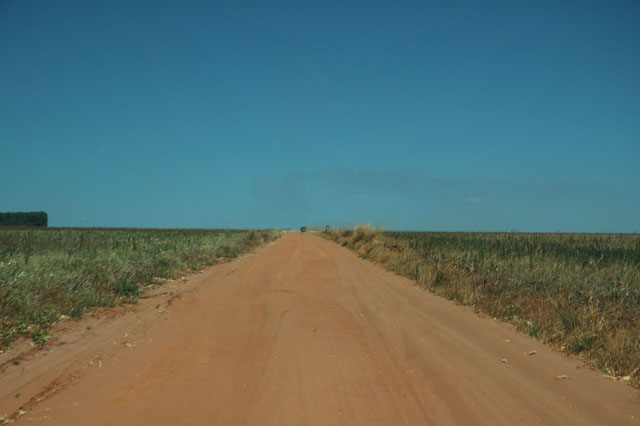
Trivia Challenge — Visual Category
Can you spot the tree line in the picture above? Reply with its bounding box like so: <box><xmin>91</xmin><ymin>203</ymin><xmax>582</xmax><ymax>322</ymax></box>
<box><xmin>0</xmin><ymin>211</ymin><xmax>48</xmax><ymax>227</ymax></box>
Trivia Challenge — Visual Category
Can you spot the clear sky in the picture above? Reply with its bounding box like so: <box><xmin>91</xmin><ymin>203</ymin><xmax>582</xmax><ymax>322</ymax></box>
<box><xmin>1</xmin><ymin>1</ymin><xmax>639</xmax><ymax>232</ymax></box>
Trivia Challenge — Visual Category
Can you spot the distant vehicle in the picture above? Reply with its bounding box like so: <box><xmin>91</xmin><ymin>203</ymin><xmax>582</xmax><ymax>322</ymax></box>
<box><xmin>300</xmin><ymin>226</ymin><xmax>307</xmax><ymax>233</ymax></box>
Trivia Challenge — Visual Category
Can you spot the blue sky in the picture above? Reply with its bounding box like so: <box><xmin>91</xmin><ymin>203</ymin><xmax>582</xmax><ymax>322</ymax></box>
<box><xmin>1</xmin><ymin>0</ymin><xmax>639</xmax><ymax>231</ymax></box>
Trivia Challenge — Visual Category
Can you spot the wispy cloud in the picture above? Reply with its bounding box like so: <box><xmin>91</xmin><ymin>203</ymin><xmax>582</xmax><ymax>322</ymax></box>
<box><xmin>97</xmin><ymin>148</ymin><xmax>107</xmax><ymax>153</ymax></box>
<box><xmin>246</xmin><ymin>167</ymin><xmax>603</xmax><ymax>230</ymax></box>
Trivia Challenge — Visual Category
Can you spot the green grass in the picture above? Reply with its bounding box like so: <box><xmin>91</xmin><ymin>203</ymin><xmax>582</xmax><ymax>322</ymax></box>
<box><xmin>320</xmin><ymin>225</ymin><xmax>640</xmax><ymax>388</ymax></box>
<box><xmin>0</xmin><ymin>228</ymin><xmax>282</xmax><ymax>350</ymax></box>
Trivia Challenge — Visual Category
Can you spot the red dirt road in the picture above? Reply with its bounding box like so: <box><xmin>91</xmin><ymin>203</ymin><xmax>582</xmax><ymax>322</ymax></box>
<box><xmin>1</xmin><ymin>233</ymin><xmax>639</xmax><ymax>425</ymax></box>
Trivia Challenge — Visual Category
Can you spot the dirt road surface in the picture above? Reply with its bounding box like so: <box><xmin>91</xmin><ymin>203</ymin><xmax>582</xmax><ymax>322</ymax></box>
<box><xmin>1</xmin><ymin>233</ymin><xmax>639</xmax><ymax>425</ymax></box>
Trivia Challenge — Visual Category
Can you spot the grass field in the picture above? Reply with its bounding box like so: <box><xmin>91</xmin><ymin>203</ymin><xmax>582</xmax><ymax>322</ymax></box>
<box><xmin>0</xmin><ymin>228</ymin><xmax>282</xmax><ymax>350</ymax></box>
<box><xmin>320</xmin><ymin>226</ymin><xmax>640</xmax><ymax>388</ymax></box>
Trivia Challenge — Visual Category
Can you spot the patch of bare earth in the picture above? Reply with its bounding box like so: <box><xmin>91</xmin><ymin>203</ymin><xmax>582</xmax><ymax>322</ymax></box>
<box><xmin>1</xmin><ymin>234</ymin><xmax>638</xmax><ymax>425</ymax></box>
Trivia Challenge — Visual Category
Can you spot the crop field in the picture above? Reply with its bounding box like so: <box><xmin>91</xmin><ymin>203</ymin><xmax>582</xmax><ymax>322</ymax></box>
<box><xmin>0</xmin><ymin>228</ymin><xmax>281</xmax><ymax>350</ymax></box>
<box><xmin>320</xmin><ymin>226</ymin><xmax>640</xmax><ymax>387</ymax></box>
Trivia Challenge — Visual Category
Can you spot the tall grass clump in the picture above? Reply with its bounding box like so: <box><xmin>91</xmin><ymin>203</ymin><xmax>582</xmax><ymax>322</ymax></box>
<box><xmin>0</xmin><ymin>228</ymin><xmax>281</xmax><ymax>350</ymax></box>
<box><xmin>319</xmin><ymin>227</ymin><xmax>640</xmax><ymax>388</ymax></box>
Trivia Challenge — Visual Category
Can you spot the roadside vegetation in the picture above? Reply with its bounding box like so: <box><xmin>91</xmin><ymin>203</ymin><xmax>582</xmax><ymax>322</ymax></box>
<box><xmin>319</xmin><ymin>225</ymin><xmax>640</xmax><ymax>388</ymax></box>
<box><xmin>0</xmin><ymin>228</ymin><xmax>281</xmax><ymax>350</ymax></box>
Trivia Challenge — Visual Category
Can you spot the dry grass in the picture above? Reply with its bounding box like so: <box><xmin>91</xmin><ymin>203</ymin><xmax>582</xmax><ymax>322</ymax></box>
<box><xmin>319</xmin><ymin>226</ymin><xmax>640</xmax><ymax>388</ymax></box>
<box><xmin>0</xmin><ymin>228</ymin><xmax>282</xmax><ymax>350</ymax></box>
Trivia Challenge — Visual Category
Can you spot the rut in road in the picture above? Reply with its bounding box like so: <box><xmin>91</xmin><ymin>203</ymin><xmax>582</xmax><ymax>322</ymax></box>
<box><xmin>4</xmin><ymin>233</ymin><xmax>640</xmax><ymax>425</ymax></box>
